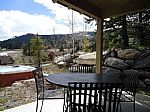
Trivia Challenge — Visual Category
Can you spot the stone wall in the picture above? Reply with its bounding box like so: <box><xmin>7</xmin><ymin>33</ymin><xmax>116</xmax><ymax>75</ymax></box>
<box><xmin>103</xmin><ymin>49</ymin><xmax>150</xmax><ymax>87</ymax></box>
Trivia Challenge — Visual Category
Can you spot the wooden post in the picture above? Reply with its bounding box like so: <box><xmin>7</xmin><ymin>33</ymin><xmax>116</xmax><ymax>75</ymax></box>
<box><xmin>96</xmin><ymin>18</ymin><xmax>103</xmax><ymax>74</ymax></box>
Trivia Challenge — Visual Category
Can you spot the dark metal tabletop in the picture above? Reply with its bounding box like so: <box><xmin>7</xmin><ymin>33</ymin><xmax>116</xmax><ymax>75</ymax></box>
<box><xmin>46</xmin><ymin>72</ymin><xmax>122</xmax><ymax>87</ymax></box>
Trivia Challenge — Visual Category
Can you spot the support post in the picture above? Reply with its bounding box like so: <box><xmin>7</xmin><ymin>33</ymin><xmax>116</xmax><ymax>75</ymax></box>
<box><xmin>96</xmin><ymin>18</ymin><xmax>103</xmax><ymax>74</ymax></box>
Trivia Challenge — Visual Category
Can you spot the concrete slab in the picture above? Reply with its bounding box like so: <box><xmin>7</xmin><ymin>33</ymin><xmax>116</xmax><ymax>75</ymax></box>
<box><xmin>2</xmin><ymin>94</ymin><xmax>150</xmax><ymax>112</ymax></box>
<box><xmin>3</xmin><ymin>99</ymin><xmax>64</xmax><ymax>112</ymax></box>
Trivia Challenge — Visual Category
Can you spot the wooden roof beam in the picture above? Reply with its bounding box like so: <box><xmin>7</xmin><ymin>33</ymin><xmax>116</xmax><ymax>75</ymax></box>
<box><xmin>102</xmin><ymin>0</ymin><xmax>150</xmax><ymax>18</ymax></box>
<box><xmin>56</xmin><ymin>0</ymin><xmax>102</xmax><ymax>18</ymax></box>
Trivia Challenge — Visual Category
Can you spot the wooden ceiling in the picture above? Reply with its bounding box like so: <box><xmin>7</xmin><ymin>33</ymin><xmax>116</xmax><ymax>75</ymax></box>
<box><xmin>53</xmin><ymin>0</ymin><xmax>150</xmax><ymax>18</ymax></box>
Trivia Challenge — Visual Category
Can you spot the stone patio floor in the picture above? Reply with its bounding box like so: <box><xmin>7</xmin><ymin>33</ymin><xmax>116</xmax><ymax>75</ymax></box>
<box><xmin>2</xmin><ymin>94</ymin><xmax>150</xmax><ymax>112</ymax></box>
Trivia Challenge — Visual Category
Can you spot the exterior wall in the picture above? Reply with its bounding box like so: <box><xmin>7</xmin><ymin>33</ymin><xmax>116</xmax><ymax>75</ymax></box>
<box><xmin>0</xmin><ymin>71</ymin><xmax>34</xmax><ymax>87</ymax></box>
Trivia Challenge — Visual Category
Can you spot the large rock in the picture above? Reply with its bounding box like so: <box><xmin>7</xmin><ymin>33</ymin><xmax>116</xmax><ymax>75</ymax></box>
<box><xmin>57</xmin><ymin>61</ymin><xmax>66</xmax><ymax>67</ymax></box>
<box><xmin>125</xmin><ymin>60</ymin><xmax>134</xmax><ymax>66</ymax></box>
<box><xmin>74</xmin><ymin>51</ymin><xmax>86</xmax><ymax>57</ymax></box>
<box><xmin>133</xmin><ymin>54</ymin><xmax>150</xmax><ymax>70</ymax></box>
<box><xmin>103</xmin><ymin>49</ymin><xmax>111</xmax><ymax>60</ymax></box>
<box><xmin>117</xmin><ymin>49</ymin><xmax>141</xmax><ymax>60</ymax></box>
<box><xmin>104</xmin><ymin>57</ymin><xmax>129</xmax><ymax>70</ymax></box>
<box><xmin>53</xmin><ymin>53</ymin><xmax>71</xmax><ymax>64</ymax></box>
<box><xmin>74</xmin><ymin>52</ymin><xmax>96</xmax><ymax>65</ymax></box>
<box><xmin>102</xmin><ymin>67</ymin><xmax>121</xmax><ymax>77</ymax></box>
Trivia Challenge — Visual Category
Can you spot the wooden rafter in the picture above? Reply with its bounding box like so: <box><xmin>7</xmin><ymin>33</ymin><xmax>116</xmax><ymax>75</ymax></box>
<box><xmin>55</xmin><ymin>0</ymin><xmax>150</xmax><ymax>18</ymax></box>
<box><xmin>56</xmin><ymin>0</ymin><xmax>102</xmax><ymax>18</ymax></box>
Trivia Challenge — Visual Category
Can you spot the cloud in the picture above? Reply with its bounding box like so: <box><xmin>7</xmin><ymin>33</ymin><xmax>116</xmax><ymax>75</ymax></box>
<box><xmin>34</xmin><ymin>0</ymin><xmax>96</xmax><ymax>32</ymax></box>
<box><xmin>0</xmin><ymin>10</ymin><xmax>70</xmax><ymax>41</ymax></box>
<box><xmin>0</xmin><ymin>0</ymin><xmax>96</xmax><ymax>41</ymax></box>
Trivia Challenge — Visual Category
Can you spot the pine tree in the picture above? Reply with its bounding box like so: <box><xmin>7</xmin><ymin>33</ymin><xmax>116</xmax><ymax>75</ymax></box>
<box><xmin>30</xmin><ymin>34</ymin><xmax>46</xmax><ymax>66</ymax></box>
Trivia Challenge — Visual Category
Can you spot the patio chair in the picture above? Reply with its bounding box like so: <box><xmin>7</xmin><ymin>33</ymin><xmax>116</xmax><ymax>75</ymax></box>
<box><xmin>64</xmin><ymin>82</ymin><xmax>123</xmax><ymax>112</ymax></box>
<box><xmin>69</xmin><ymin>65</ymin><xmax>95</xmax><ymax>73</ymax></box>
<box><xmin>119</xmin><ymin>70</ymin><xmax>142</xmax><ymax>112</ymax></box>
<box><xmin>33</xmin><ymin>67</ymin><xmax>45</xmax><ymax>112</ymax></box>
<box><xmin>33</xmin><ymin>67</ymin><xmax>65</xmax><ymax>112</ymax></box>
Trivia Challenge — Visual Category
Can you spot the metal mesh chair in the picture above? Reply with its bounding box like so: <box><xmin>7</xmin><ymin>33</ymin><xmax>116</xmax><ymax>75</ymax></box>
<box><xmin>64</xmin><ymin>82</ymin><xmax>123</xmax><ymax>112</ymax></box>
<box><xmin>69</xmin><ymin>65</ymin><xmax>95</xmax><ymax>73</ymax></box>
<box><xmin>33</xmin><ymin>67</ymin><xmax>45</xmax><ymax>112</ymax></box>
<box><xmin>119</xmin><ymin>70</ymin><xmax>142</xmax><ymax>112</ymax></box>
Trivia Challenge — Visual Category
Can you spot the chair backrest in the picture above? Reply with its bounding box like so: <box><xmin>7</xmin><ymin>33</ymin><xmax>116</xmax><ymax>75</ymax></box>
<box><xmin>33</xmin><ymin>67</ymin><xmax>45</xmax><ymax>112</ymax></box>
<box><xmin>121</xmin><ymin>70</ymin><xmax>142</xmax><ymax>96</ymax></box>
<box><xmin>67</xmin><ymin>82</ymin><xmax>123</xmax><ymax>112</ymax></box>
<box><xmin>33</xmin><ymin>67</ymin><xmax>45</xmax><ymax>99</ymax></box>
<box><xmin>69</xmin><ymin>65</ymin><xmax>95</xmax><ymax>73</ymax></box>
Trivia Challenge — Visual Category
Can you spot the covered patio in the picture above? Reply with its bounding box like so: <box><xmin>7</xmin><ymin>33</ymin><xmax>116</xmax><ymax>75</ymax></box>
<box><xmin>52</xmin><ymin>0</ymin><xmax>150</xmax><ymax>74</ymax></box>
<box><xmin>2</xmin><ymin>0</ymin><xmax>150</xmax><ymax>112</ymax></box>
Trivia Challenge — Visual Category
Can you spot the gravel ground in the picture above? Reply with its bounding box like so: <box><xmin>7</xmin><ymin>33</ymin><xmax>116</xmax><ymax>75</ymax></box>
<box><xmin>0</xmin><ymin>79</ymin><xmax>36</xmax><ymax>111</ymax></box>
<box><xmin>0</xmin><ymin>64</ymin><xmax>67</xmax><ymax>111</ymax></box>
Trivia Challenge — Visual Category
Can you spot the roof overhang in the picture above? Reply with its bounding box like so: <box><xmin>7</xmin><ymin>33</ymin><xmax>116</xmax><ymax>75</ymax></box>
<box><xmin>53</xmin><ymin>0</ymin><xmax>150</xmax><ymax>19</ymax></box>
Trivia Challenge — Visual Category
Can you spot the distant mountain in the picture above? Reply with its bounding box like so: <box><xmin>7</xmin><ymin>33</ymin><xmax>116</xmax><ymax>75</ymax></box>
<box><xmin>0</xmin><ymin>32</ymin><xmax>96</xmax><ymax>49</ymax></box>
<box><xmin>0</xmin><ymin>34</ymin><xmax>34</xmax><ymax>49</ymax></box>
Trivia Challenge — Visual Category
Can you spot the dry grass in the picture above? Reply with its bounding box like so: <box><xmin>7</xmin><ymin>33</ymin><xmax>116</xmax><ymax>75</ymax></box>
<box><xmin>0</xmin><ymin>79</ymin><xmax>36</xmax><ymax>111</ymax></box>
<box><xmin>0</xmin><ymin>63</ymin><xmax>68</xmax><ymax>111</ymax></box>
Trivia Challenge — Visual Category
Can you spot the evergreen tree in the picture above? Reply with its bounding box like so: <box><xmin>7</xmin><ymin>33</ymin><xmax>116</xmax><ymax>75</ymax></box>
<box><xmin>83</xmin><ymin>35</ymin><xmax>91</xmax><ymax>52</ymax></box>
<box><xmin>30</xmin><ymin>34</ymin><xmax>46</xmax><ymax>66</ymax></box>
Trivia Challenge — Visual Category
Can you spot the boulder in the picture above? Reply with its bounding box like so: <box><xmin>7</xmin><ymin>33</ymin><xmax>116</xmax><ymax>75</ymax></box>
<box><xmin>57</xmin><ymin>61</ymin><xmax>66</xmax><ymax>66</ymax></box>
<box><xmin>133</xmin><ymin>54</ymin><xmax>150</xmax><ymax>70</ymax></box>
<box><xmin>74</xmin><ymin>51</ymin><xmax>86</xmax><ymax>57</ymax></box>
<box><xmin>102</xmin><ymin>67</ymin><xmax>121</xmax><ymax>77</ymax></box>
<box><xmin>53</xmin><ymin>53</ymin><xmax>71</xmax><ymax>64</ymax></box>
<box><xmin>125</xmin><ymin>60</ymin><xmax>134</xmax><ymax>66</ymax></box>
<box><xmin>74</xmin><ymin>52</ymin><xmax>96</xmax><ymax>65</ymax></box>
<box><xmin>103</xmin><ymin>49</ymin><xmax>112</xmax><ymax>60</ymax></box>
<box><xmin>53</xmin><ymin>56</ymin><xmax>64</xmax><ymax>64</ymax></box>
<box><xmin>12</xmin><ymin>82</ymin><xmax>24</xmax><ymax>87</ymax></box>
<box><xmin>104</xmin><ymin>57</ymin><xmax>129</xmax><ymax>70</ymax></box>
<box><xmin>117</xmin><ymin>49</ymin><xmax>141</xmax><ymax>60</ymax></box>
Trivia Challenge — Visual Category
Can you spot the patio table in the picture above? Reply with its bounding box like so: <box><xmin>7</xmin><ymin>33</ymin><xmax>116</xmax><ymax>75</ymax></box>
<box><xmin>46</xmin><ymin>72</ymin><xmax>122</xmax><ymax>87</ymax></box>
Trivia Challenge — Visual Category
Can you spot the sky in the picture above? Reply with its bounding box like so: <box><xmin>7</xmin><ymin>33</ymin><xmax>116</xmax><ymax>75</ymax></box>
<box><xmin>0</xmin><ymin>0</ymin><xmax>96</xmax><ymax>41</ymax></box>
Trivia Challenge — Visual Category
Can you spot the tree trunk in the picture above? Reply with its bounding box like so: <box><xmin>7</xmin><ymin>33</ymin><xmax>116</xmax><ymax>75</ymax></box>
<box><xmin>122</xmin><ymin>15</ymin><xmax>129</xmax><ymax>48</ymax></box>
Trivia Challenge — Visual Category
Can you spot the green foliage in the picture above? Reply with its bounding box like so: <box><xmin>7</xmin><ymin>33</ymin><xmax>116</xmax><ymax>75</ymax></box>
<box><xmin>30</xmin><ymin>35</ymin><xmax>45</xmax><ymax>56</ymax></box>
<box><xmin>86</xmin><ymin>9</ymin><xmax>150</xmax><ymax>51</ymax></box>
<box><xmin>22</xmin><ymin>42</ymin><xmax>31</xmax><ymax>56</ymax></box>
<box><xmin>59</xmin><ymin>45</ymin><xmax>64</xmax><ymax>52</ymax></box>
<box><xmin>90</xmin><ymin>37</ymin><xmax>96</xmax><ymax>51</ymax></box>
<box><xmin>128</xmin><ymin>24</ymin><xmax>150</xmax><ymax>50</ymax></box>
<box><xmin>103</xmin><ymin>31</ymin><xmax>122</xmax><ymax>50</ymax></box>
<box><xmin>42</xmin><ymin>55</ymin><xmax>48</xmax><ymax>62</ymax></box>
<box><xmin>0</xmin><ymin>97</ymin><xmax>9</xmax><ymax>103</ymax></box>
<box><xmin>0</xmin><ymin>97</ymin><xmax>9</xmax><ymax>111</ymax></box>
<box><xmin>82</xmin><ymin>35</ymin><xmax>92</xmax><ymax>52</ymax></box>
<box><xmin>30</xmin><ymin>34</ymin><xmax>46</xmax><ymax>65</ymax></box>
<box><xmin>75</xmin><ymin>45</ymin><xmax>80</xmax><ymax>52</ymax></box>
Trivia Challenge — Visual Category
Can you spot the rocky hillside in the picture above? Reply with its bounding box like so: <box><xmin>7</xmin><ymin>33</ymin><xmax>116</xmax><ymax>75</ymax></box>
<box><xmin>0</xmin><ymin>32</ymin><xmax>96</xmax><ymax>49</ymax></box>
